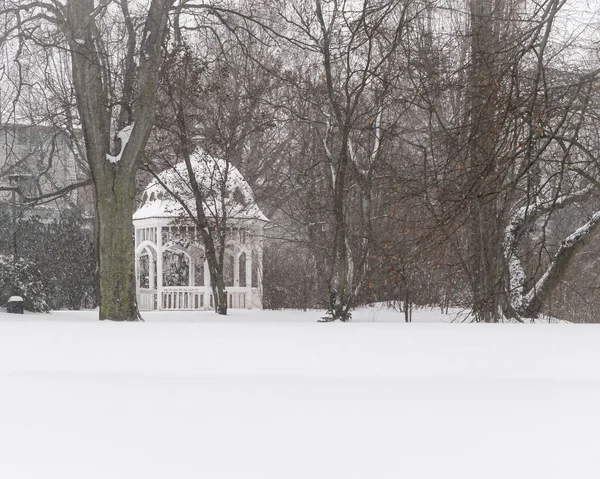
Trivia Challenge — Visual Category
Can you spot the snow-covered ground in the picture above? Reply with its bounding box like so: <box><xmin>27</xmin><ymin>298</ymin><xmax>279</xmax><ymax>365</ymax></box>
<box><xmin>0</xmin><ymin>306</ymin><xmax>598</xmax><ymax>478</ymax></box>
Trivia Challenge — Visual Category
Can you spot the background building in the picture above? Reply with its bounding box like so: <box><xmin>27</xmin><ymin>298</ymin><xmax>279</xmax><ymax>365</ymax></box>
<box><xmin>0</xmin><ymin>123</ymin><xmax>90</xmax><ymax>222</ymax></box>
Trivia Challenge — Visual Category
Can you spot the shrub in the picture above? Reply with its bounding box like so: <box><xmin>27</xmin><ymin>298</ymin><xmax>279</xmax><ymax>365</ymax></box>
<box><xmin>0</xmin><ymin>255</ymin><xmax>50</xmax><ymax>312</ymax></box>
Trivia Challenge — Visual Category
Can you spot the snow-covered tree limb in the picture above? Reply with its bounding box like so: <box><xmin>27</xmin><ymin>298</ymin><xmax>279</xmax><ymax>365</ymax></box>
<box><xmin>503</xmin><ymin>185</ymin><xmax>596</xmax><ymax>316</ymax></box>
<box><xmin>521</xmin><ymin>209</ymin><xmax>600</xmax><ymax>317</ymax></box>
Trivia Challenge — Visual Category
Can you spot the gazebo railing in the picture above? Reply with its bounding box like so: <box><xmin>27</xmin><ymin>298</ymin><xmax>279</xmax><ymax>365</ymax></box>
<box><xmin>157</xmin><ymin>286</ymin><xmax>258</xmax><ymax>311</ymax></box>
<box><xmin>161</xmin><ymin>287</ymin><xmax>205</xmax><ymax>310</ymax></box>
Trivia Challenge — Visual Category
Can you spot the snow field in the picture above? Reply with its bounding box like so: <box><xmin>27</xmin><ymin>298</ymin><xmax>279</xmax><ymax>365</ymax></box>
<box><xmin>0</xmin><ymin>308</ymin><xmax>599</xmax><ymax>478</ymax></box>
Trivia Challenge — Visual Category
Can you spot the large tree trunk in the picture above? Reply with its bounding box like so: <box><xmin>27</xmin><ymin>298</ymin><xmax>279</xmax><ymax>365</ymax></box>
<box><xmin>95</xmin><ymin>168</ymin><xmax>139</xmax><ymax>321</ymax></box>
<box><xmin>468</xmin><ymin>199</ymin><xmax>502</xmax><ymax>322</ymax></box>
<box><xmin>65</xmin><ymin>0</ymin><xmax>172</xmax><ymax>320</ymax></box>
<box><xmin>466</xmin><ymin>0</ymin><xmax>503</xmax><ymax>322</ymax></box>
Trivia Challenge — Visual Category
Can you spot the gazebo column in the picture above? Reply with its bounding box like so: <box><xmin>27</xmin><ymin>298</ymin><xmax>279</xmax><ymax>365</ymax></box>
<box><xmin>203</xmin><ymin>259</ymin><xmax>211</xmax><ymax>310</ymax></box>
<box><xmin>189</xmin><ymin>255</ymin><xmax>195</xmax><ymax>287</ymax></box>
<box><xmin>246</xmin><ymin>249</ymin><xmax>252</xmax><ymax>309</ymax></box>
<box><xmin>134</xmin><ymin>228</ymin><xmax>140</xmax><ymax>289</ymax></box>
<box><xmin>256</xmin><ymin>240</ymin><xmax>263</xmax><ymax>309</ymax></box>
<box><xmin>148</xmin><ymin>249</ymin><xmax>156</xmax><ymax>290</ymax></box>
<box><xmin>135</xmin><ymin>257</ymin><xmax>140</xmax><ymax>291</ymax></box>
<box><xmin>234</xmin><ymin>253</ymin><xmax>240</xmax><ymax>287</ymax></box>
<box><xmin>233</xmin><ymin>253</ymin><xmax>241</xmax><ymax>309</ymax></box>
<box><xmin>156</xmin><ymin>225</ymin><xmax>163</xmax><ymax>310</ymax></box>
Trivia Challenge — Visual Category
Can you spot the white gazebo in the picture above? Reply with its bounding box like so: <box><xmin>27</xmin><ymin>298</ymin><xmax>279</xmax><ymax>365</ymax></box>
<box><xmin>133</xmin><ymin>150</ymin><xmax>268</xmax><ymax>311</ymax></box>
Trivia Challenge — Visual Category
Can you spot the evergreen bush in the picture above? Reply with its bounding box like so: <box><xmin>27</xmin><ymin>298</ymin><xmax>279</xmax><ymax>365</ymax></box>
<box><xmin>0</xmin><ymin>255</ymin><xmax>50</xmax><ymax>312</ymax></box>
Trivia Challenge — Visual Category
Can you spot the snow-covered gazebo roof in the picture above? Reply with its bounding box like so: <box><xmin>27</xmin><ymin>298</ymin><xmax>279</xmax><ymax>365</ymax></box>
<box><xmin>134</xmin><ymin>150</ymin><xmax>268</xmax><ymax>222</ymax></box>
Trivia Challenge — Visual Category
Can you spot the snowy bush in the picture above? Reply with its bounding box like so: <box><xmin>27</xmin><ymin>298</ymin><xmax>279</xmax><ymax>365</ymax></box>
<box><xmin>0</xmin><ymin>212</ymin><xmax>98</xmax><ymax>311</ymax></box>
<box><xmin>17</xmin><ymin>214</ymin><xmax>98</xmax><ymax>310</ymax></box>
<box><xmin>0</xmin><ymin>255</ymin><xmax>50</xmax><ymax>312</ymax></box>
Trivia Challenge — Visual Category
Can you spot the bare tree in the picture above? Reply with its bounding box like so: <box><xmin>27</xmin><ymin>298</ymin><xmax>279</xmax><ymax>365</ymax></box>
<box><xmin>410</xmin><ymin>0</ymin><xmax>600</xmax><ymax>320</ymax></box>
<box><xmin>1</xmin><ymin>0</ymin><xmax>174</xmax><ymax>320</ymax></box>
<box><xmin>272</xmin><ymin>0</ymin><xmax>413</xmax><ymax>320</ymax></box>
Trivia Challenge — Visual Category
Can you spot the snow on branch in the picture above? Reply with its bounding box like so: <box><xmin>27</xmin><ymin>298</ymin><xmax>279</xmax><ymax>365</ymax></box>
<box><xmin>521</xmin><ymin>209</ymin><xmax>600</xmax><ymax>317</ymax></box>
<box><xmin>511</xmin><ymin>185</ymin><xmax>594</xmax><ymax>231</ymax></box>
<box><xmin>369</xmin><ymin>109</ymin><xmax>382</xmax><ymax>166</ymax></box>
<box><xmin>503</xmin><ymin>185</ymin><xmax>597</xmax><ymax>315</ymax></box>
<box><xmin>106</xmin><ymin>123</ymin><xmax>134</xmax><ymax>164</ymax></box>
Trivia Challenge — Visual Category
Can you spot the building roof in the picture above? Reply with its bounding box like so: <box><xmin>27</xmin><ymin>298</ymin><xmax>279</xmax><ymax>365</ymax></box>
<box><xmin>133</xmin><ymin>149</ymin><xmax>268</xmax><ymax>223</ymax></box>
